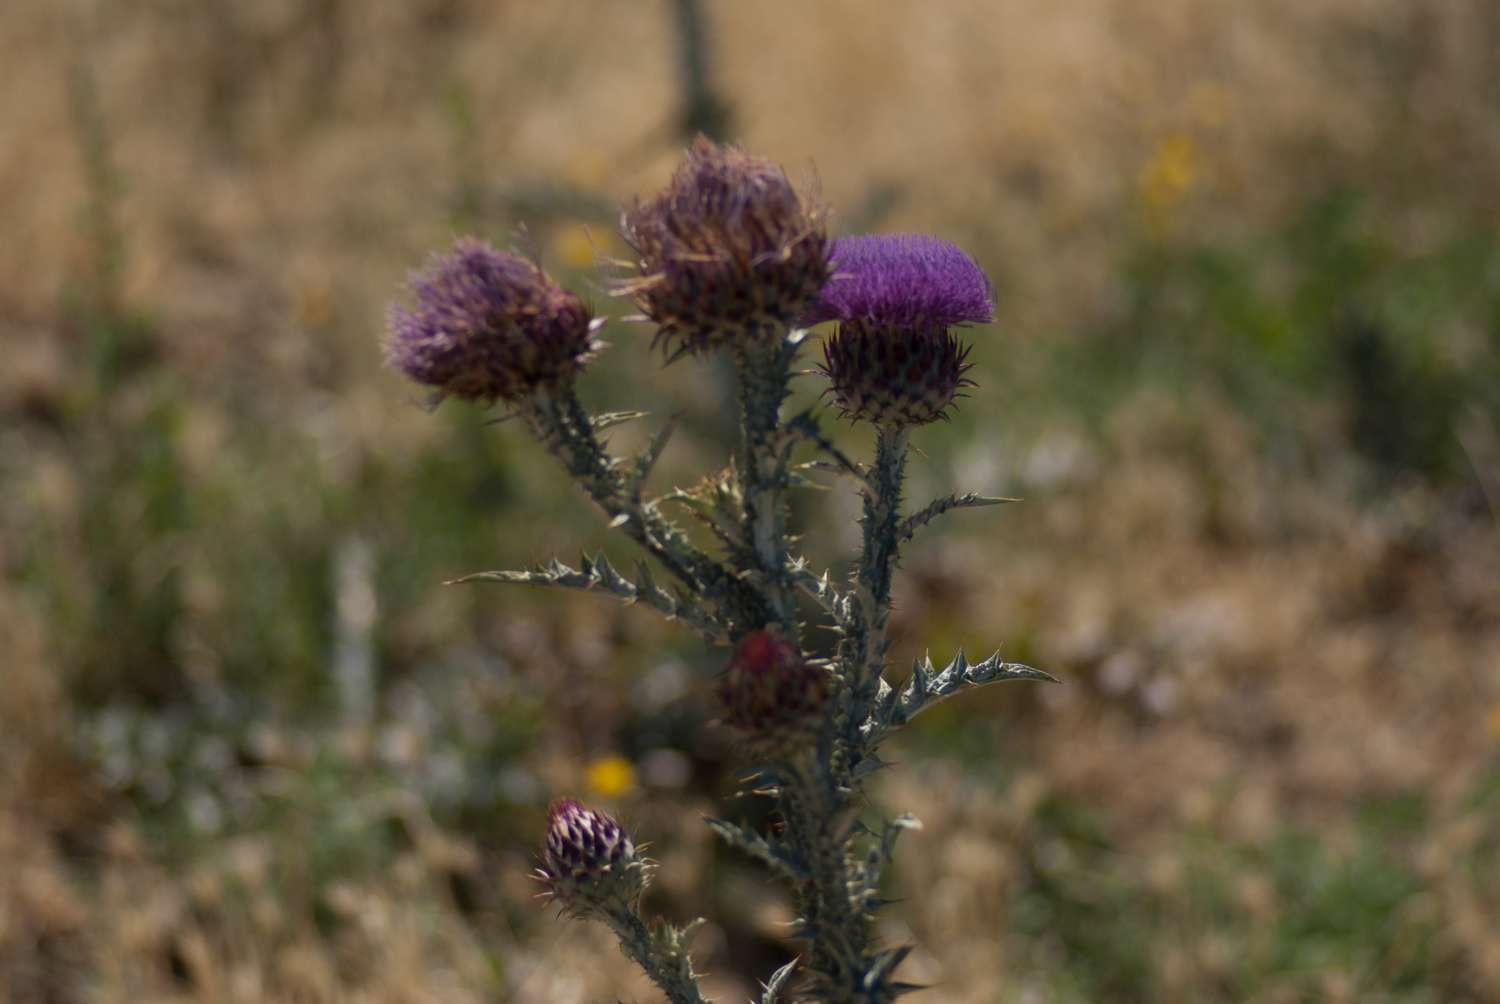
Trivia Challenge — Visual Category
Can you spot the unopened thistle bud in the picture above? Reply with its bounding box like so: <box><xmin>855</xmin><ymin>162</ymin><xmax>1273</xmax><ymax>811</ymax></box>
<box><xmin>386</xmin><ymin>238</ymin><xmax>599</xmax><ymax>404</ymax></box>
<box><xmin>538</xmin><ymin>798</ymin><xmax>646</xmax><ymax>916</ymax></box>
<box><xmin>718</xmin><ymin>631</ymin><xmax>829</xmax><ymax>754</ymax></box>
<box><xmin>808</xmin><ymin>234</ymin><xmax>994</xmax><ymax>427</ymax></box>
<box><xmin>622</xmin><ymin>137</ymin><xmax>831</xmax><ymax>358</ymax></box>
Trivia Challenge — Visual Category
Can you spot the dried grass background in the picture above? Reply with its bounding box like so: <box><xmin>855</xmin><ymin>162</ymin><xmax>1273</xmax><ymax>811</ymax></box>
<box><xmin>3</xmin><ymin>2</ymin><xmax>1499</xmax><ymax>1002</ymax></box>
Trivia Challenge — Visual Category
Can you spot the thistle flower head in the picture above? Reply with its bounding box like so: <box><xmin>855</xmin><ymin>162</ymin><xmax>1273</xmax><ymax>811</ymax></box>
<box><xmin>804</xmin><ymin>234</ymin><xmax>994</xmax><ymax>329</ymax></box>
<box><xmin>718</xmin><ymin>631</ymin><xmax>829</xmax><ymax>754</ymax></box>
<box><xmin>810</xmin><ymin>234</ymin><xmax>993</xmax><ymax>427</ymax></box>
<box><xmin>622</xmin><ymin>137</ymin><xmax>830</xmax><ymax>358</ymax></box>
<box><xmin>386</xmin><ymin>238</ymin><xmax>598</xmax><ymax>404</ymax></box>
<box><xmin>538</xmin><ymin>798</ymin><xmax>646</xmax><ymax>915</ymax></box>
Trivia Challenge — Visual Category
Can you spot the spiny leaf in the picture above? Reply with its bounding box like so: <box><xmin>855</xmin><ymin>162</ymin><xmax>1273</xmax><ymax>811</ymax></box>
<box><xmin>661</xmin><ymin>470</ymin><xmax>747</xmax><ymax>550</ymax></box>
<box><xmin>760</xmin><ymin>959</ymin><xmax>799</xmax><ymax>1003</ymax></box>
<box><xmin>591</xmin><ymin>409</ymin><xmax>651</xmax><ymax>432</ymax></box>
<box><xmin>892</xmin><ymin>658</ymin><xmax>930</xmax><ymax>727</ymax></box>
<box><xmin>634</xmin><ymin>559</ymin><xmax>658</xmax><ymax>600</ymax></box>
<box><xmin>862</xmin><ymin>649</ymin><xmax>1059</xmax><ymax>745</ymax></box>
<box><xmin>786</xmin><ymin>466</ymin><xmax>831</xmax><ymax>490</ymax></box>
<box><xmin>628</xmin><ymin>414</ymin><xmax>679</xmax><ymax>503</ymax></box>
<box><xmin>851</xmin><ymin>752</ymin><xmax>893</xmax><ymax>780</ymax></box>
<box><xmin>855</xmin><ymin>814</ymin><xmax>923</xmax><ymax>910</ymax></box>
<box><xmin>866</xmin><ymin>944</ymin><xmax>914</xmax><ymax>984</ymax></box>
<box><xmin>897</xmin><ymin>491</ymin><xmax>1019</xmax><ymax>544</ymax></box>
<box><xmin>783</xmin><ymin>409</ymin><xmax>868</xmax><ymax>483</ymax></box>
<box><xmin>791</xmin><ymin>562</ymin><xmax>848</xmax><ymax>618</ymax></box>
<box><xmin>705</xmin><ymin>818</ymin><xmax>804</xmax><ymax>879</ymax></box>
<box><xmin>449</xmin><ymin>557</ymin><xmax>724</xmax><ymax>641</ymax></box>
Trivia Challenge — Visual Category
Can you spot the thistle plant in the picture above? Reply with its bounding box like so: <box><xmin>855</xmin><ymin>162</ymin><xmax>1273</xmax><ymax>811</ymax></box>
<box><xmin>385</xmin><ymin>137</ymin><xmax>1053</xmax><ymax>1003</ymax></box>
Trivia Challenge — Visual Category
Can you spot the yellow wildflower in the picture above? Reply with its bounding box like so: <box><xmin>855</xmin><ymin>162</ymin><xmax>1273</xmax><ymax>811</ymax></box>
<box><xmin>586</xmin><ymin>754</ymin><xmax>638</xmax><ymax>798</ymax></box>
<box><xmin>1138</xmin><ymin>133</ymin><xmax>1199</xmax><ymax>214</ymax></box>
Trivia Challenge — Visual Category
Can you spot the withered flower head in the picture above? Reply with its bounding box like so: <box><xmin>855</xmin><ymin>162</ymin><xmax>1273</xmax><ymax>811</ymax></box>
<box><xmin>537</xmin><ymin>798</ymin><xmax>646</xmax><ymax>915</ymax></box>
<box><xmin>386</xmin><ymin>238</ymin><xmax>598</xmax><ymax>404</ymax></box>
<box><xmin>810</xmin><ymin>234</ymin><xmax>994</xmax><ymax>427</ymax></box>
<box><xmin>622</xmin><ymin>137</ymin><xmax>830</xmax><ymax>358</ymax></box>
<box><xmin>718</xmin><ymin>631</ymin><xmax>829</xmax><ymax>754</ymax></box>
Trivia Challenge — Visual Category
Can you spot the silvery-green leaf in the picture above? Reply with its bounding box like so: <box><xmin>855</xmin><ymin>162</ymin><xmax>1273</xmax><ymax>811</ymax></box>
<box><xmin>897</xmin><ymin>492</ymin><xmax>1019</xmax><ymax>544</ymax></box>
<box><xmin>863</xmin><ymin>649</ymin><xmax>1059</xmax><ymax>746</ymax></box>
<box><xmin>760</xmin><ymin>959</ymin><xmax>799</xmax><ymax>1003</ymax></box>
<box><xmin>705</xmin><ymin>818</ymin><xmax>804</xmax><ymax>879</ymax></box>
<box><xmin>591</xmin><ymin>410</ymin><xmax>651</xmax><ymax>432</ymax></box>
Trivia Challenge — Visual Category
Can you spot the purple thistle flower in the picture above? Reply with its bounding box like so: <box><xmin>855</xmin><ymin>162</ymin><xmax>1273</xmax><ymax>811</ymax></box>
<box><xmin>622</xmin><ymin>137</ymin><xmax>831</xmax><ymax>358</ymax></box>
<box><xmin>538</xmin><ymin>798</ymin><xmax>646</xmax><ymax>915</ymax></box>
<box><xmin>809</xmin><ymin>234</ymin><xmax>993</xmax><ymax>427</ymax></box>
<box><xmin>804</xmin><ymin>234</ymin><xmax>994</xmax><ymax>329</ymax></box>
<box><xmin>385</xmin><ymin>238</ymin><xmax>598</xmax><ymax>404</ymax></box>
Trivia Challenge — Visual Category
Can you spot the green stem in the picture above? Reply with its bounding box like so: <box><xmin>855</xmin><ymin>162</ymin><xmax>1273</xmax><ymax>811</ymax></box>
<box><xmin>525</xmin><ymin>387</ymin><xmax>695</xmax><ymax>587</ymax></box>
<box><xmin>781</xmin><ymin>755</ymin><xmax>864</xmax><ymax>1000</ymax></box>
<box><xmin>733</xmin><ymin>339</ymin><xmax>798</xmax><ymax>636</ymax></box>
<box><xmin>606</xmin><ymin>909</ymin><xmax>710</xmax><ymax>1004</ymax></box>
<box><xmin>858</xmin><ymin>425</ymin><xmax>910</xmax><ymax>612</ymax></box>
<box><xmin>846</xmin><ymin>424</ymin><xmax>910</xmax><ymax>738</ymax></box>
<box><xmin>524</xmin><ymin>385</ymin><xmax>771</xmax><ymax>629</ymax></box>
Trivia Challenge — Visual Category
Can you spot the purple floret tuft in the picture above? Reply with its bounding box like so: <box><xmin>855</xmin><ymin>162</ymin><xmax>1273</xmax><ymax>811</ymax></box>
<box><xmin>622</xmin><ymin>137</ymin><xmax>830</xmax><ymax>356</ymax></box>
<box><xmin>803</xmin><ymin>233</ymin><xmax>994</xmax><ymax>329</ymax></box>
<box><xmin>385</xmin><ymin>238</ymin><xmax>595</xmax><ymax>404</ymax></box>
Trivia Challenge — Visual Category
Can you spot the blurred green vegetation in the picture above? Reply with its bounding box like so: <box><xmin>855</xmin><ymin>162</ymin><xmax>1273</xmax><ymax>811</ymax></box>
<box><xmin>1008</xmin><ymin>192</ymin><xmax>1500</xmax><ymax>495</ymax></box>
<box><xmin>1005</xmin><ymin>785</ymin><xmax>1459</xmax><ymax>1003</ymax></box>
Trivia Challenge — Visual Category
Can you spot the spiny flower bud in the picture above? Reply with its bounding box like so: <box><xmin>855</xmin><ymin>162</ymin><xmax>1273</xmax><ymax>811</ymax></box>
<box><xmin>808</xmin><ymin>234</ymin><xmax>994</xmax><ymax>427</ymax></box>
<box><xmin>386</xmin><ymin>238</ymin><xmax>599</xmax><ymax>404</ymax></box>
<box><xmin>538</xmin><ymin>798</ymin><xmax>646</xmax><ymax>915</ymax></box>
<box><xmin>718</xmin><ymin>631</ymin><xmax>829</xmax><ymax>753</ymax></box>
<box><xmin>822</xmin><ymin>323</ymin><xmax>973</xmax><ymax>429</ymax></box>
<box><xmin>622</xmin><ymin>137</ymin><xmax>831</xmax><ymax>359</ymax></box>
